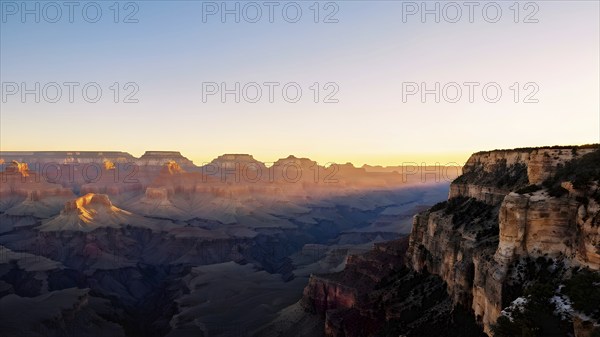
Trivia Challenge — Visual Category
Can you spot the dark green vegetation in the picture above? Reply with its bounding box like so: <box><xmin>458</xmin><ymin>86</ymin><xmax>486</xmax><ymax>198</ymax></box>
<box><xmin>376</xmin><ymin>269</ymin><xmax>486</xmax><ymax>337</ymax></box>
<box><xmin>542</xmin><ymin>149</ymin><xmax>600</xmax><ymax>200</ymax></box>
<box><xmin>430</xmin><ymin>197</ymin><xmax>499</xmax><ymax>238</ymax></box>
<box><xmin>453</xmin><ymin>160</ymin><xmax>528</xmax><ymax>190</ymax></box>
<box><xmin>563</xmin><ymin>269</ymin><xmax>600</xmax><ymax>320</ymax></box>
<box><xmin>491</xmin><ymin>282</ymin><xmax>571</xmax><ymax>337</ymax></box>
<box><xmin>493</xmin><ymin>262</ymin><xmax>600</xmax><ymax>337</ymax></box>
<box><xmin>502</xmin><ymin>257</ymin><xmax>565</xmax><ymax>305</ymax></box>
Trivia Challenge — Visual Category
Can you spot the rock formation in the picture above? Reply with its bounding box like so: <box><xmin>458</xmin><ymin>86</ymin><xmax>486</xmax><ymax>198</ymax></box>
<box><xmin>137</xmin><ymin>151</ymin><xmax>195</xmax><ymax>167</ymax></box>
<box><xmin>0</xmin><ymin>151</ymin><xmax>135</xmax><ymax>165</ymax></box>
<box><xmin>300</xmin><ymin>239</ymin><xmax>410</xmax><ymax>336</ymax></box>
<box><xmin>408</xmin><ymin>145</ymin><xmax>600</xmax><ymax>335</ymax></box>
<box><xmin>36</xmin><ymin>193</ymin><xmax>162</xmax><ymax>232</ymax></box>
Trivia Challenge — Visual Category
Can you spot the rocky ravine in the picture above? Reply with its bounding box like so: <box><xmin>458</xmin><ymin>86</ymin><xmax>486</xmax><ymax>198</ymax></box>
<box><xmin>301</xmin><ymin>145</ymin><xmax>600</xmax><ymax>337</ymax></box>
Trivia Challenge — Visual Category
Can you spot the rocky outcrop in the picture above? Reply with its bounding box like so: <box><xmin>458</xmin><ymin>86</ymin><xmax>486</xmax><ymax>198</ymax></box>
<box><xmin>210</xmin><ymin>153</ymin><xmax>262</xmax><ymax>166</ymax></box>
<box><xmin>303</xmin><ymin>276</ymin><xmax>358</xmax><ymax>314</ymax></box>
<box><xmin>137</xmin><ymin>151</ymin><xmax>195</xmax><ymax>167</ymax></box>
<box><xmin>303</xmin><ymin>239</ymin><xmax>408</xmax><ymax>312</ymax></box>
<box><xmin>406</xmin><ymin>145</ymin><xmax>600</xmax><ymax>334</ymax></box>
<box><xmin>450</xmin><ymin>146</ymin><xmax>597</xmax><ymax>203</ymax></box>
<box><xmin>407</xmin><ymin>197</ymin><xmax>499</xmax><ymax>312</ymax></box>
<box><xmin>161</xmin><ymin>160</ymin><xmax>184</xmax><ymax>175</ymax></box>
<box><xmin>65</xmin><ymin>193</ymin><xmax>113</xmax><ymax>211</ymax></box>
<box><xmin>493</xmin><ymin>191</ymin><xmax>598</xmax><ymax>268</ymax></box>
<box><xmin>4</xmin><ymin>160</ymin><xmax>29</xmax><ymax>177</ymax></box>
<box><xmin>35</xmin><ymin>193</ymin><xmax>165</xmax><ymax>232</ymax></box>
<box><xmin>449</xmin><ymin>183</ymin><xmax>508</xmax><ymax>205</ymax></box>
<box><xmin>301</xmin><ymin>239</ymin><xmax>410</xmax><ymax>336</ymax></box>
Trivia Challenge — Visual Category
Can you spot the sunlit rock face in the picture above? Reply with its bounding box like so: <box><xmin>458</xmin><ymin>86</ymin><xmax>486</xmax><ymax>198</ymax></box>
<box><xmin>495</xmin><ymin>192</ymin><xmax>590</xmax><ymax>265</ymax></box>
<box><xmin>160</xmin><ymin>161</ymin><xmax>184</xmax><ymax>175</ymax></box>
<box><xmin>36</xmin><ymin>193</ymin><xmax>156</xmax><ymax>232</ymax></box>
<box><xmin>494</xmin><ymin>187</ymin><xmax>600</xmax><ymax>267</ymax></box>
<box><xmin>4</xmin><ymin>160</ymin><xmax>29</xmax><ymax>177</ymax></box>
<box><xmin>406</xmin><ymin>145</ymin><xmax>600</xmax><ymax>334</ymax></box>
<box><xmin>64</xmin><ymin>193</ymin><xmax>113</xmax><ymax>212</ymax></box>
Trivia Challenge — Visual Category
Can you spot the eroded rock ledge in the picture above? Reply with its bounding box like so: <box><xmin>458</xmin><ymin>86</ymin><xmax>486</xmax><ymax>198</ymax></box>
<box><xmin>408</xmin><ymin>145</ymin><xmax>600</xmax><ymax>335</ymax></box>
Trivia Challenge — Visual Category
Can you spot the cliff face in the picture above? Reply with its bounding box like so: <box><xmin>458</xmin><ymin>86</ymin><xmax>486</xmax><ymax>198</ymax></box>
<box><xmin>301</xmin><ymin>236</ymin><xmax>486</xmax><ymax>337</ymax></box>
<box><xmin>495</xmin><ymin>191</ymin><xmax>599</xmax><ymax>268</ymax></box>
<box><xmin>406</xmin><ymin>145</ymin><xmax>600</xmax><ymax>334</ymax></box>
<box><xmin>303</xmin><ymin>276</ymin><xmax>358</xmax><ymax>314</ymax></box>
<box><xmin>301</xmin><ymin>239</ymin><xmax>409</xmax><ymax>337</ymax></box>
<box><xmin>449</xmin><ymin>147</ymin><xmax>595</xmax><ymax>204</ymax></box>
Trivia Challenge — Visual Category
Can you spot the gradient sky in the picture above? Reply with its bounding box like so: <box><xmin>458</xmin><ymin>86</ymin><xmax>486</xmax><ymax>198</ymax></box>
<box><xmin>1</xmin><ymin>1</ymin><xmax>598</xmax><ymax>166</ymax></box>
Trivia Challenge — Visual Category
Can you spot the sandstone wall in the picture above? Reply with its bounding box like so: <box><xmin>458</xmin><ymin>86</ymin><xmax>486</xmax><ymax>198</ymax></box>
<box><xmin>406</xmin><ymin>146</ymin><xmax>600</xmax><ymax>334</ymax></box>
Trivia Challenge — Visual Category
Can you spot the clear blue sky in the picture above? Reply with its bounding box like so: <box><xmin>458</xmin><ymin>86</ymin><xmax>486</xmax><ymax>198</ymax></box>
<box><xmin>1</xmin><ymin>1</ymin><xmax>599</xmax><ymax>165</ymax></box>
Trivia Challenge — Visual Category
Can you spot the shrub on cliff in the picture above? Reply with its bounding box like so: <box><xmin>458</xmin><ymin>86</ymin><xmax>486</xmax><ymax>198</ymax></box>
<box><xmin>441</xmin><ymin>197</ymin><xmax>498</xmax><ymax>233</ymax></box>
<box><xmin>491</xmin><ymin>282</ymin><xmax>571</xmax><ymax>337</ymax></box>
<box><xmin>544</xmin><ymin>149</ymin><xmax>600</xmax><ymax>191</ymax></box>
<box><xmin>563</xmin><ymin>270</ymin><xmax>600</xmax><ymax>319</ymax></box>
<box><xmin>453</xmin><ymin>161</ymin><xmax>528</xmax><ymax>190</ymax></box>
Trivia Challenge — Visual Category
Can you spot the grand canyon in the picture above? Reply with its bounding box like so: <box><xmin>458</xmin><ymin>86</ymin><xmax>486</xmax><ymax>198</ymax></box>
<box><xmin>2</xmin><ymin>1</ymin><xmax>598</xmax><ymax>336</ymax></box>
<box><xmin>0</xmin><ymin>146</ymin><xmax>598</xmax><ymax>337</ymax></box>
